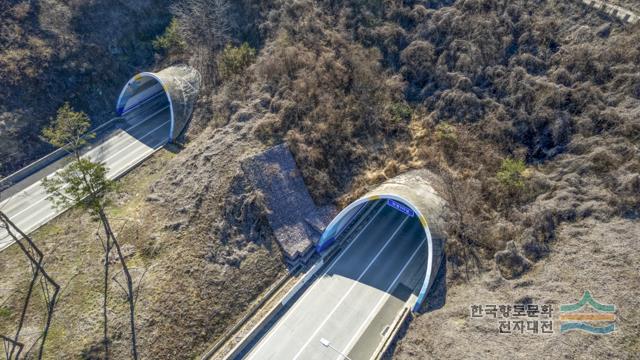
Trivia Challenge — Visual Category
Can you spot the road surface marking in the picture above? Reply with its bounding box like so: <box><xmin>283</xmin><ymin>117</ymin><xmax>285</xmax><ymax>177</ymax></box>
<box><xmin>0</xmin><ymin>134</ymin><xmax>165</xmax><ymax>246</ymax></box>
<box><xmin>0</xmin><ymin>118</ymin><xmax>170</xmax><ymax>221</ymax></box>
<box><xmin>336</xmin><ymin>237</ymin><xmax>426</xmax><ymax>360</ymax></box>
<box><xmin>245</xmin><ymin>204</ymin><xmax>387</xmax><ymax>360</ymax></box>
<box><xmin>292</xmin><ymin>216</ymin><xmax>410</xmax><ymax>360</ymax></box>
<box><xmin>0</xmin><ymin>115</ymin><xmax>170</xmax><ymax>246</ymax></box>
<box><xmin>0</xmin><ymin>105</ymin><xmax>169</xmax><ymax>208</ymax></box>
<box><xmin>0</xmin><ymin>135</ymin><xmax>167</xmax><ymax>248</ymax></box>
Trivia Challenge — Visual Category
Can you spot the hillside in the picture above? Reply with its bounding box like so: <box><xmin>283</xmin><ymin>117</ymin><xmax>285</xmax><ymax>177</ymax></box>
<box><xmin>0</xmin><ymin>0</ymin><xmax>171</xmax><ymax>176</ymax></box>
<box><xmin>1</xmin><ymin>0</ymin><xmax>639</xmax><ymax>358</ymax></box>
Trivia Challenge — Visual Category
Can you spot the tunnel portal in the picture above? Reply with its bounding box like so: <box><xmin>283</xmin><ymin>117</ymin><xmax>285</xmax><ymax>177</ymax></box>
<box><xmin>116</xmin><ymin>65</ymin><xmax>201</xmax><ymax>141</ymax></box>
<box><xmin>317</xmin><ymin>170</ymin><xmax>447</xmax><ymax>312</ymax></box>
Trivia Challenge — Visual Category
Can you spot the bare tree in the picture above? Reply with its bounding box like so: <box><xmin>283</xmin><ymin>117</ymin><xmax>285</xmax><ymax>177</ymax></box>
<box><xmin>1</xmin><ymin>335</ymin><xmax>23</xmax><ymax>360</ymax></box>
<box><xmin>0</xmin><ymin>213</ymin><xmax>60</xmax><ymax>360</ymax></box>
<box><xmin>171</xmin><ymin>0</ymin><xmax>231</xmax><ymax>85</ymax></box>
<box><xmin>440</xmin><ymin>171</ymin><xmax>483</xmax><ymax>280</ymax></box>
<box><xmin>171</xmin><ymin>0</ymin><xmax>230</xmax><ymax>49</ymax></box>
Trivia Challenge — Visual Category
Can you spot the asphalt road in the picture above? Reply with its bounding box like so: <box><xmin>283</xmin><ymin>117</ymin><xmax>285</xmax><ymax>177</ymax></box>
<box><xmin>244</xmin><ymin>203</ymin><xmax>427</xmax><ymax>360</ymax></box>
<box><xmin>0</xmin><ymin>96</ymin><xmax>171</xmax><ymax>251</ymax></box>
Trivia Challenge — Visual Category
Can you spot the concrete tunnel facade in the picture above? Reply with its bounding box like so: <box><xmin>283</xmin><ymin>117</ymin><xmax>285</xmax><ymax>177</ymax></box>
<box><xmin>317</xmin><ymin>169</ymin><xmax>448</xmax><ymax>312</ymax></box>
<box><xmin>116</xmin><ymin>65</ymin><xmax>201</xmax><ymax>141</ymax></box>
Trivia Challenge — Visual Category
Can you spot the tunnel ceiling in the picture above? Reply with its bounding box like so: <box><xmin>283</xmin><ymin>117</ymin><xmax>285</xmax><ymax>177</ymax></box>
<box><xmin>319</xmin><ymin>169</ymin><xmax>448</xmax><ymax>312</ymax></box>
<box><xmin>116</xmin><ymin>65</ymin><xmax>201</xmax><ymax>141</ymax></box>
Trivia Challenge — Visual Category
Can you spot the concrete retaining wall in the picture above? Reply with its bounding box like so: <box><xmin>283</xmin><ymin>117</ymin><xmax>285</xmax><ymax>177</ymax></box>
<box><xmin>579</xmin><ymin>0</ymin><xmax>639</xmax><ymax>23</ymax></box>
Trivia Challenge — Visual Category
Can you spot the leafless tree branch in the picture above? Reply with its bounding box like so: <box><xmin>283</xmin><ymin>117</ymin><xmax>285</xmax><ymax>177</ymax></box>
<box><xmin>0</xmin><ymin>212</ymin><xmax>60</xmax><ymax>360</ymax></box>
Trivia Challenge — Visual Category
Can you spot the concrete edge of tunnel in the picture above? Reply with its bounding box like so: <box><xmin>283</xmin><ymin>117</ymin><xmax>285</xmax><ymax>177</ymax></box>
<box><xmin>116</xmin><ymin>65</ymin><xmax>201</xmax><ymax>143</ymax></box>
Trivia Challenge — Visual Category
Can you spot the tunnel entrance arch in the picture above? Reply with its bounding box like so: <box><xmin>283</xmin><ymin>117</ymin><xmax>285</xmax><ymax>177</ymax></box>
<box><xmin>317</xmin><ymin>170</ymin><xmax>447</xmax><ymax>312</ymax></box>
<box><xmin>116</xmin><ymin>65</ymin><xmax>201</xmax><ymax>142</ymax></box>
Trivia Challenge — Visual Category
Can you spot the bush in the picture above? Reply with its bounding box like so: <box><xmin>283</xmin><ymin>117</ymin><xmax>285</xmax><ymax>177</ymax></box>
<box><xmin>497</xmin><ymin>157</ymin><xmax>527</xmax><ymax>191</ymax></box>
<box><xmin>153</xmin><ymin>19</ymin><xmax>186</xmax><ymax>53</ymax></box>
<box><xmin>435</xmin><ymin>122</ymin><xmax>458</xmax><ymax>144</ymax></box>
<box><xmin>429</xmin><ymin>89</ymin><xmax>487</xmax><ymax>123</ymax></box>
<box><xmin>389</xmin><ymin>102</ymin><xmax>412</xmax><ymax>123</ymax></box>
<box><xmin>495</xmin><ymin>241</ymin><xmax>532</xmax><ymax>279</ymax></box>
<box><xmin>400</xmin><ymin>40</ymin><xmax>435</xmax><ymax>95</ymax></box>
<box><xmin>218</xmin><ymin>43</ymin><xmax>257</xmax><ymax>80</ymax></box>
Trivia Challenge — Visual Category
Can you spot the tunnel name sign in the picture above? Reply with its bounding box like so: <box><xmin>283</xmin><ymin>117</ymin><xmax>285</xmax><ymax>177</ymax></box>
<box><xmin>385</xmin><ymin>199</ymin><xmax>415</xmax><ymax>217</ymax></box>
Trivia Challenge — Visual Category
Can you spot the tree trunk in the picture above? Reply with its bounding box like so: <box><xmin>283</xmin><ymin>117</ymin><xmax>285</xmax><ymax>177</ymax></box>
<box><xmin>100</xmin><ymin>215</ymin><xmax>112</xmax><ymax>360</ymax></box>
<box><xmin>99</xmin><ymin>209</ymin><xmax>138</xmax><ymax>360</ymax></box>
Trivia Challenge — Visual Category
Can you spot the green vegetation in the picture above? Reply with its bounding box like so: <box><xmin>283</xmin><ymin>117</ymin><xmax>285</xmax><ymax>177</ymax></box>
<box><xmin>0</xmin><ymin>0</ymin><xmax>169</xmax><ymax>176</ymax></box>
<box><xmin>389</xmin><ymin>102</ymin><xmax>413</xmax><ymax>123</ymax></box>
<box><xmin>218</xmin><ymin>43</ymin><xmax>257</xmax><ymax>80</ymax></box>
<box><xmin>42</xmin><ymin>103</ymin><xmax>114</xmax><ymax>212</ymax></box>
<box><xmin>3</xmin><ymin>0</ymin><xmax>640</xmax><ymax>358</ymax></box>
<box><xmin>153</xmin><ymin>18</ymin><xmax>185</xmax><ymax>53</ymax></box>
<box><xmin>42</xmin><ymin>159</ymin><xmax>116</xmax><ymax>213</ymax></box>
<box><xmin>435</xmin><ymin>123</ymin><xmax>458</xmax><ymax>144</ymax></box>
<box><xmin>42</xmin><ymin>102</ymin><xmax>94</xmax><ymax>154</ymax></box>
<box><xmin>496</xmin><ymin>158</ymin><xmax>527</xmax><ymax>191</ymax></box>
<box><xmin>41</xmin><ymin>104</ymin><xmax>138</xmax><ymax>359</ymax></box>
<box><xmin>0</xmin><ymin>306</ymin><xmax>12</xmax><ymax>320</ymax></box>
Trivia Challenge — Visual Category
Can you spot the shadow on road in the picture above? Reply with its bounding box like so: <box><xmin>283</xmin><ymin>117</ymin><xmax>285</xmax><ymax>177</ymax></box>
<box><xmin>321</xmin><ymin>205</ymin><xmax>436</xmax><ymax>305</ymax></box>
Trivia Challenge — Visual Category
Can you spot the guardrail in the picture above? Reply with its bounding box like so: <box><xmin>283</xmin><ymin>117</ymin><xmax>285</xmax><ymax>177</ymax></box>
<box><xmin>317</xmin><ymin>200</ymin><xmax>381</xmax><ymax>256</ymax></box>
<box><xmin>579</xmin><ymin>0</ymin><xmax>639</xmax><ymax>23</ymax></box>
<box><xmin>373</xmin><ymin>306</ymin><xmax>413</xmax><ymax>360</ymax></box>
<box><xmin>0</xmin><ymin>148</ymin><xmax>70</xmax><ymax>194</ymax></box>
<box><xmin>0</xmin><ymin>116</ymin><xmax>125</xmax><ymax>197</ymax></box>
<box><xmin>212</xmin><ymin>200</ymin><xmax>386</xmax><ymax>359</ymax></box>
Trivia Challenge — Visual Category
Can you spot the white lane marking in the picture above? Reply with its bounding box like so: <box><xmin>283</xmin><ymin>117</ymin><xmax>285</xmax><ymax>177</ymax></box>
<box><xmin>0</xmin><ymin>134</ymin><xmax>168</xmax><ymax>244</ymax></box>
<box><xmin>245</xmin><ymin>205</ymin><xmax>388</xmax><ymax>360</ymax></box>
<box><xmin>0</xmin><ymin>135</ymin><xmax>165</xmax><ymax>245</ymax></box>
<box><xmin>2</xmin><ymin>118</ymin><xmax>170</xmax><ymax>219</ymax></box>
<box><xmin>292</xmin><ymin>217</ymin><xmax>410</xmax><ymax>360</ymax></box>
<box><xmin>105</xmin><ymin>137</ymin><xmax>166</xmax><ymax>179</ymax></box>
<box><xmin>0</xmin><ymin>105</ymin><xmax>169</xmax><ymax>209</ymax></box>
<box><xmin>335</xmin><ymin>237</ymin><xmax>427</xmax><ymax>360</ymax></box>
<box><xmin>0</xmin><ymin>119</ymin><xmax>170</xmax><ymax>242</ymax></box>
<box><xmin>71</xmin><ymin>104</ymin><xmax>170</xmax><ymax>164</ymax></box>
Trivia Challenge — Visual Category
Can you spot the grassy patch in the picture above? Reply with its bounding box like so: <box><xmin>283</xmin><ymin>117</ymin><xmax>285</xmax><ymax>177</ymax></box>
<box><xmin>0</xmin><ymin>149</ymin><xmax>176</xmax><ymax>357</ymax></box>
<box><xmin>0</xmin><ymin>306</ymin><xmax>12</xmax><ymax>320</ymax></box>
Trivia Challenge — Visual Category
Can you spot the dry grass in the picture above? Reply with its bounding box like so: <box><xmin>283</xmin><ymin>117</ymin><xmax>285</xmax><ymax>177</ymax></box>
<box><xmin>0</xmin><ymin>0</ymin><xmax>171</xmax><ymax>176</ymax></box>
<box><xmin>3</xmin><ymin>0</ymin><xmax>640</xmax><ymax>358</ymax></box>
<box><xmin>0</xmin><ymin>131</ymin><xmax>286</xmax><ymax>359</ymax></box>
<box><xmin>395</xmin><ymin>217</ymin><xmax>640</xmax><ymax>359</ymax></box>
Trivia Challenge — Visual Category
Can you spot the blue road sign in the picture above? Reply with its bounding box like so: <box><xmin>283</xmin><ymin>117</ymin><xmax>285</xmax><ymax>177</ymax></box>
<box><xmin>386</xmin><ymin>199</ymin><xmax>415</xmax><ymax>217</ymax></box>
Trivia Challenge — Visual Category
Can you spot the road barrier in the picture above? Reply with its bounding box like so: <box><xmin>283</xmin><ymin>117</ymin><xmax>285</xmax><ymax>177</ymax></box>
<box><xmin>373</xmin><ymin>306</ymin><xmax>413</xmax><ymax>360</ymax></box>
<box><xmin>578</xmin><ymin>0</ymin><xmax>639</xmax><ymax>23</ymax></box>
<box><xmin>214</xmin><ymin>201</ymin><xmax>386</xmax><ymax>359</ymax></box>
<box><xmin>0</xmin><ymin>117</ymin><xmax>126</xmax><ymax>198</ymax></box>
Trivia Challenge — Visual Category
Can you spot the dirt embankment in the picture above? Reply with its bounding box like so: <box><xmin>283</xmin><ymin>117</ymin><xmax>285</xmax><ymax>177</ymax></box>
<box><xmin>0</xmin><ymin>111</ymin><xmax>286</xmax><ymax>358</ymax></box>
<box><xmin>1</xmin><ymin>0</ymin><xmax>639</xmax><ymax>358</ymax></box>
<box><xmin>395</xmin><ymin>217</ymin><xmax>640</xmax><ymax>359</ymax></box>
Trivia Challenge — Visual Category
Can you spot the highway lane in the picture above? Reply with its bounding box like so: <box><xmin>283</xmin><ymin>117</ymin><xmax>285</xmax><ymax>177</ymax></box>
<box><xmin>0</xmin><ymin>99</ymin><xmax>171</xmax><ymax>251</ymax></box>
<box><xmin>244</xmin><ymin>203</ymin><xmax>427</xmax><ymax>360</ymax></box>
